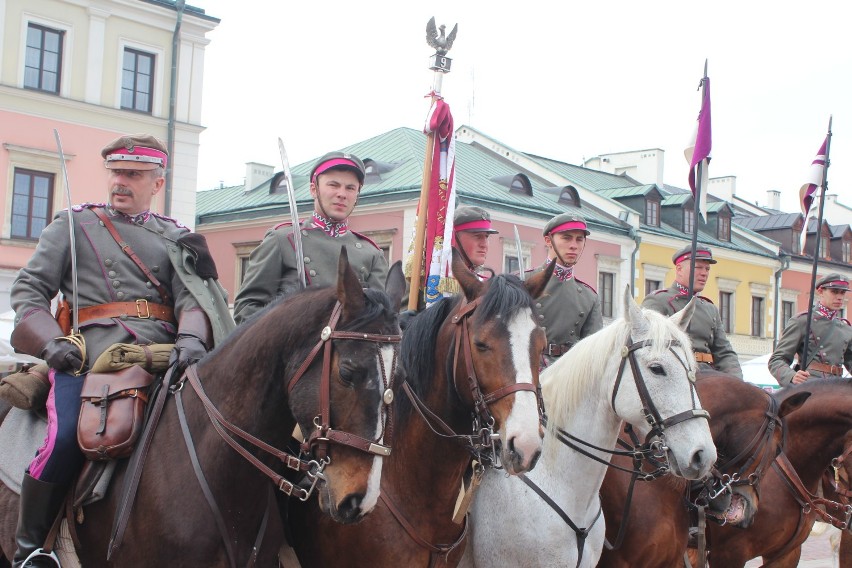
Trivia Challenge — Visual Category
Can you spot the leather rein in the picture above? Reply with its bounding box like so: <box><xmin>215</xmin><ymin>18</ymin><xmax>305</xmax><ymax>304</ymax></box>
<box><xmin>382</xmin><ymin>296</ymin><xmax>543</xmax><ymax>566</ymax></box>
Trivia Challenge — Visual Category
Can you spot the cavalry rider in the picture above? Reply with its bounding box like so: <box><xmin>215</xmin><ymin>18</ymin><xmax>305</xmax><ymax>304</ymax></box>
<box><xmin>642</xmin><ymin>244</ymin><xmax>742</xmax><ymax>378</ymax></box>
<box><xmin>768</xmin><ymin>273</ymin><xmax>852</xmax><ymax>386</ymax></box>
<box><xmin>528</xmin><ymin>213</ymin><xmax>602</xmax><ymax>368</ymax></box>
<box><xmin>453</xmin><ymin>205</ymin><xmax>498</xmax><ymax>279</ymax></box>
<box><xmin>10</xmin><ymin>134</ymin><xmax>220</xmax><ymax>567</ymax></box>
<box><xmin>233</xmin><ymin>151</ymin><xmax>388</xmax><ymax>324</ymax></box>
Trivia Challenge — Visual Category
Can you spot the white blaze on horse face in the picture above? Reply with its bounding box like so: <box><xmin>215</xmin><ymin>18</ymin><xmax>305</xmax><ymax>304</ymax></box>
<box><xmin>360</xmin><ymin>344</ymin><xmax>395</xmax><ymax>514</ymax></box>
<box><xmin>501</xmin><ymin>308</ymin><xmax>544</xmax><ymax>471</ymax></box>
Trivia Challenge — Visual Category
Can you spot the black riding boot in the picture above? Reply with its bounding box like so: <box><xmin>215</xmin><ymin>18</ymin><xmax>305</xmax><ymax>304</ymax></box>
<box><xmin>12</xmin><ymin>474</ymin><xmax>66</xmax><ymax>568</ymax></box>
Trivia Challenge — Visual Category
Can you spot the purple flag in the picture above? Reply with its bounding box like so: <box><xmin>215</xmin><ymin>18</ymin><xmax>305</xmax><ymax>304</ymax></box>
<box><xmin>800</xmin><ymin>137</ymin><xmax>827</xmax><ymax>217</ymax></box>
<box><xmin>684</xmin><ymin>77</ymin><xmax>711</xmax><ymax>219</ymax></box>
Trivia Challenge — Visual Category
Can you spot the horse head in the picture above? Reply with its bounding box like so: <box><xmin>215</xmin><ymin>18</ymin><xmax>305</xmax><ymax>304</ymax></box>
<box><xmin>694</xmin><ymin>371</ymin><xmax>808</xmax><ymax>528</ymax></box>
<box><xmin>614</xmin><ymin>287</ymin><xmax>716</xmax><ymax>479</ymax></box>
<box><xmin>449</xmin><ymin>249</ymin><xmax>550</xmax><ymax>475</ymax></box>
<box><xmin>288</xmin><ymin>248</ymin><xmax>405</xmax><ymax>524</ymax></box>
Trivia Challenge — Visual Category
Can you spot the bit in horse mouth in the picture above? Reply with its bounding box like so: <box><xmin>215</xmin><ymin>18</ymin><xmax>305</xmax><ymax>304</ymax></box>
<box><xmin>710</xmin><ymin>493</ymin><xmax>747</xmax><ymax>525</ymax></box>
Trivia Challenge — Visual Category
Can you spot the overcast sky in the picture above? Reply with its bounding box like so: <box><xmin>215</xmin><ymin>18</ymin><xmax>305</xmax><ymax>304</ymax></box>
<box><xmin>193</xmin><ymin>1</ymin><xmax>850</xmax><ymax>215</ymax></box>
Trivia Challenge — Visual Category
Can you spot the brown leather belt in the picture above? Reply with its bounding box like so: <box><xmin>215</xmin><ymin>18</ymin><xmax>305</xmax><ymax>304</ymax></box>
<box><xmin>545</xmin><ymin>343</ymin><xmax>573</xmax><ymax>357</ymax></box>
<box><xmin>807</xmin><ymin>361</ymin><xmax>844</xmax><ymax>376</ymax></box>
<box><xmin>76</xmin><ymin>300</ymin><xmax>175</xmax><ymax>325</ymax></box>
<box><xmin>694</xmin><ymin>352</ymin><xmax>714</xmax><ymax>364</ymax></box>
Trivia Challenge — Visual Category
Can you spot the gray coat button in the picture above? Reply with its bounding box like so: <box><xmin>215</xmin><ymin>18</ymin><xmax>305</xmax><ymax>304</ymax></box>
<box><xmin>309</xmin><ymin>269</ymin><xmax>317</xmax><ymax>276</ymax></box>
<box><xmin>117</xmin><ymin>291</ymin><xmax>125</xmax><ymax>299</ymax></box>
<box><xmin>108</xmin><ymin>271</ymin><xmax>117</xmax><ymax>278</ymax></box>
<box><xmin>112</xmin><ymin>280</ymin><xmax>121</xmax><ymax>288</ymax></box>
<box><xmin>304</xmin><ymin>257</ymin><xmax>311</xmax><ymax>263</ymax></box>
<box><xmin>105</xmin><ymin>259</ymin><xmax>113</xmax><ymax>267</ymax></box>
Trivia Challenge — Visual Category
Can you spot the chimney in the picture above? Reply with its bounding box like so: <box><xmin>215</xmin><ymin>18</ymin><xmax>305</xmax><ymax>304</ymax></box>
<box><xmin>826</xmin><ymin>194</ymin><xmax>838</xmax><ymax>204</ymax></box>
<box><xmin>766</xmin><ymin>190</ymin><xmax>781</xmax><ymax>210</ymax></box>
<box><xmin>708</xmin><ymin>176</ymin><xmax>736</xmax><ymax>203</ymax></box>
<box><xmin>244</xmin><ymin>162</ymin><xmax>274</xmax><ymax>192</ymax></box>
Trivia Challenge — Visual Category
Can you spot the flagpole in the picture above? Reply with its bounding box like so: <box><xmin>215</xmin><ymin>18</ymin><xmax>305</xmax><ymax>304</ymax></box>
<box><xmin>688</xmin><ymin>59</ymin><xmax>709</xmax><ymax>296</ymax></box>
<box><xmin>408</xmin><ymin>19</ymin><xmax>455</xmax><ymax>310</ymax></box>
<box><xmin>800</xmin><ymin>115</ymin><xmax>833</xmax><ymax>369</ymax></box>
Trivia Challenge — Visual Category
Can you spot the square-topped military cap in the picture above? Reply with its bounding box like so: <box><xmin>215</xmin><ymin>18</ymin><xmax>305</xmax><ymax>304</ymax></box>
<box><xmin>310</xmin><ymin>151</ymin><xmax>366</xmax><ymax>185</ymax></box>
<box><xmin>672</xmin><ymin>244</ymin><xmax>717</xmax><ymax>265</ymax></box>
<box><xmin>454</xmin><ymin>206</ymin><xmax>498</xmax><ymax>234</ymax></box>
<box><xmin>816</xmin><ymin>273</ymin><xmax>850</xmax><ymax>290</ymax></box>
<box><xmin>102</xmin><ymin>134</ymin><xmax>168</xmax><ymax>170</ymax></box>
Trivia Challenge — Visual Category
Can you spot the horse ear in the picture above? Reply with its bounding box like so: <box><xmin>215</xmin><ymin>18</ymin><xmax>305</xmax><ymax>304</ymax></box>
<box><xmin>385</xmin><ymin>261</ymin><xmax>406</xmax><ymax>308</ymax></box>
<box><xmin>337</xmin><ymin>247</ymin><xmax>366</xmax><ymax>319</ymax></box>
<box><xmin>670</xmin><ymin>296</ymin><xmax>697</xmax><ymax>331</ymax></box>
<box><xmin>452</xmin><ymin>247</ymin><xmax>485</xmax><ymax>301</ymax></box>
<box><xmin>524</xmin><ymin>260</ymin><xmax>554</xmax><ymax>299</ymax></box>
<box><xmin>623</xmin><ymin>285</ymin><xmax>649</xmax><ymax>335</ymax></box>
<box><xmin>777</xmin><ymin>391</ymin><xmax>811</xmax><ymax>419</ymax></box>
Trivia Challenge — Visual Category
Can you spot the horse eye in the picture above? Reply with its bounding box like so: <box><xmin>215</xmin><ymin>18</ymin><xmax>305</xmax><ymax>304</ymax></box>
<box><xmin>649</xmin><ymin>363</ymin><xmax>666</xmax><ymax>376</ymax></box>
<box><xmin>474</xmin><ymin>340</ymin><xmax>490</xmax><ymax>352</ymax></box>
<box><xmin>338</xmin><ymin>366</ymin><xmax>365</xmax><ymax>386</ymax></box>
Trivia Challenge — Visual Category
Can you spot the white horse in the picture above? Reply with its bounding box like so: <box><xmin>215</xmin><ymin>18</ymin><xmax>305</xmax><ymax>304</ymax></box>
<box><xmin>461</xmin><ymin>287</ymin><xmax>717</xmax><ymax>568</ymax></box>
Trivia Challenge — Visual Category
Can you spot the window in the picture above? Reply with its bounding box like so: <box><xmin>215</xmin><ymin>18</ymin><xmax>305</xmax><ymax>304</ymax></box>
<box><xmin>11</xmin><ymin>169</ymin><xmax>54</xmax><ymax>240</ymax></box>
<box><xmin>844</xmin><ymin>240</ymin><xmax>852</xmax><ymax>264</ymax></box>
<box><xmin>718</xmin><ymin>216</ymin><xmax>731</xmax><ymax>241</ymax></box>
<box><xmin>121</xmin><ymin>48</ymin><xmax>154</xmax><ymax>113</ymax></box>
<box><xmin>792</xmin><ymin>229</ymin><xmax>802</xmax><ymax>252</ymax></box>
<box><xmin>683</xmin><ymin>208</ymin><xmax>694</xmax><ymax>234</ymax></box>
<box><xmin>819</xmin><ymin>235</ymin><xmax>829</xmax><ymax>259</ymax></box>
<box><xmin>645</xmin><ymin>200</ymin><xmax>660</xmax><ymax>227</ymax></box>
<box><xmin>751</xmin><ymin>296</ymin><xmax>764</xmax><ymax>337</ymax></box>
<box><xmin>645</xmin><ymin>279</ymin><xmax>661</xmax><ymax>296</ymax></box>
<box><xmin>24</xmin><ymin>23</ymin><xmax>63</xmax><ymax>93</ymax></box>
<box><xmin>599</xmin><ymin>272</ymin><xmax>615</xmax><ymax>318</ymax></box>
<box><xmin>719</xmin><ymin>291</ymin><xmax>733</xmax><ymax>334</ymax></box>
<box><xmin>505</xmin><ymin>256</ymin><xmax>521</xmax><ymax>274</ymax></box>
<box><xmin>782</xmin><ymin>300</ymin><xmax>794</xmax><ymax>326</ymax></box>
<box><xmin>237</xmin><ymin>255</ymin><xmax>251</xmax><ymax>288</ymax></box>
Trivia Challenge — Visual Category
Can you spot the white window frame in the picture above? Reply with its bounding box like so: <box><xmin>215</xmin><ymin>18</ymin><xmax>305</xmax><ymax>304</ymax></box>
<box><xmin>116</xmin><ymin>39</ymin><xmax>165</xmax><ymax>116</ymax></box>
<box><xmin>2</xmin><ymin>143</ymin><xmax>69</xmax><ymax>242</ymax></box>
<box><xmin>19</xmin><ymin>14</ymin><xmax>74</xmax><ymax>97</ymax></box>
<box><xmin>501</xmin><ymin>238</ymin><xmax>532</xmax><ymax>274</ymax></box>
<box><xmin>749</xmin><ymin>282</ymin><xmax>770</xmax><ymax>338</ymax></box>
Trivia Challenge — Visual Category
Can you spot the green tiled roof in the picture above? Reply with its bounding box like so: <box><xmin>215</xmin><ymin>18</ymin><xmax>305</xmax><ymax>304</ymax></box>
<box><xmin>527</xmin><ymin>155</ymin><xmax>639</xmax><ymax>190</ymax></box>
<box><xmin>598</xmin><ymin>185</ymin><xmax>660</xmax><ymax>199</ymax></box>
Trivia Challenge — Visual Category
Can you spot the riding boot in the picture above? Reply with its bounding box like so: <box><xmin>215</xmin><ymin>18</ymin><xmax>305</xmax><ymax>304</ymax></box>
<box><xmin>12</xmin><ymin>474</ymin><xmax>66</xmax><ymax>568</ymax></box>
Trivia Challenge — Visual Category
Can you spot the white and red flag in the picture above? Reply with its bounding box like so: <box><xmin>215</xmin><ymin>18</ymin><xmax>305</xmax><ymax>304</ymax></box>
<box><xmin>684</xmin><ymin>76</ymin><xmax>711</xmax><ymax>220</ymax></box>
<box><xmin>422</xmin><ymin>97</ymin><xmax>457</xmax><ymax>305</ymax></box>
<box><xmin>798</xmin><ymin>136</ymin><xmax>828</xmax><ymax>253</ymax></box>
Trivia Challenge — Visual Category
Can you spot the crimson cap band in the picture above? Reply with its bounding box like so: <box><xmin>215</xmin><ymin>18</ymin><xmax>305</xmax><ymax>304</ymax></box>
<box><xmin>543</xmin><ymin>213</ymin><xmax>590</xmax><ymax>236</ymax></box>
<box><xmin>454</xmin><ymin>206</ymin><xmax>498</xmax><ymax>234</ymax></box>
<box><xmin>816</xmin><ymin>273</ymin><xmax>850</xmax><ymax>290</ymax></box>
<box><xmin>672</xmin><ymin>244</ymin><xmax>717</xmax><ymax>265</ymax></box>
<box><xmin>101</xmin><ymin>134</ymin><xmax>168</xmax><ymax>170</ymax></box>
<box><xmin>310</xmin><ymin>151</ymin><xmax>366</xmax><ymax>185</ymax></box>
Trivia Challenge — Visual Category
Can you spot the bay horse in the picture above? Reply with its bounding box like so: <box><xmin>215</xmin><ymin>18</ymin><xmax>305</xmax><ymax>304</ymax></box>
<box><xmin>706</xmin><ymin>378</ymin><xmax>852</xmax><ymax>567</ymax></box>
<box><xmin>597</xmin><ymin>372</ymin><xmax>808</xmax><ymax>568</ymax></box>
<box><xmin>287</xmin><ymin>250</ymin><xmax>552</xmax><ymax>567</ymax></box>
<box><xmin>0</xmin><ymin>251</ymin><xmax>406</xmax><ymax>567</ymax></box>
<box><xmin>462</xmin><ymin>288</ymin><xmax>717</xmax><ymax>568</ymax></box>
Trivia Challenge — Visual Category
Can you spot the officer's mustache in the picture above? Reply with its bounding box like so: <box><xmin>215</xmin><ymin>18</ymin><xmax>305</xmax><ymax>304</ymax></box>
<box><xmin>111</xmin><ymin>186</ymin><xmax>133</xmax><ymax>196</ymax></box>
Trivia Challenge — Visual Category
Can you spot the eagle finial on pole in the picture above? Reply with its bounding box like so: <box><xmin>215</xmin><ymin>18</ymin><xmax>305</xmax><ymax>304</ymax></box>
<box><xmin>426</xmin><ymin>16</ymin><xmax>458</xmax><ymax>57</ymax></box>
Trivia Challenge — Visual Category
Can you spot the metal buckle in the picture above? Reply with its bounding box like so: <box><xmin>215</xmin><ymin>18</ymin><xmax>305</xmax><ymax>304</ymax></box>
<box><xmin>135</xmin><ymin>299</ymin><xmax>151</xmax><ymax>318</ymax></box>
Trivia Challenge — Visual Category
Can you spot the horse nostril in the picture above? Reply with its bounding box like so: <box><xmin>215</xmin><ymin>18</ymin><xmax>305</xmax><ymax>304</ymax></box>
<box><xmin>338</xmin><ymin>493</ymin><xmax>365</xmax><ymax>524</ymax></box>
<box><xmin>691</xmin><ymin>449</ymin><xmax>704</xmax><ymax>470</ymax></box>
<box><xmin>508</xmin><ymin>436</ymin><xmax>516</xmax><ymax>455</ymax></box>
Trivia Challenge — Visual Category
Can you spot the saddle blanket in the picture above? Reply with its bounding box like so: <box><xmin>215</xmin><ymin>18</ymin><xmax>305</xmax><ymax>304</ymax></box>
<box><xmin>0</xmin><ymin>407</ymin><xmax>44</xmax><ymax>494</ymax></box>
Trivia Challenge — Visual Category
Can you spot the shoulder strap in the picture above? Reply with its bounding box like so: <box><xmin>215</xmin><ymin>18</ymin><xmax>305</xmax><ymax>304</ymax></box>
<box><xmin>92</xmin><ymin>207</ymin><xmax>171</xmax><ymax>304</ymax></box>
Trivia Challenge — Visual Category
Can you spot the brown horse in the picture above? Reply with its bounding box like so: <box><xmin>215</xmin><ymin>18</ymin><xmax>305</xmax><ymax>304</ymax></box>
<box><xmin>821</xmin><ymin>432</ymin><xmax>852</xmax><ymax>566</ymax></box>
<box><xmin>287</xmin><ymin>251</ymin><xmax>552</xmax><ymax>567</ymax></box>
<box><xmin>705</xmin><ymin>378</ymin><xmax>852</xmax><ymax>567</ymax></box>
<box><xmin>0</xmin><ymin>252</ymin><xmax>406</xmax><ymax>566</ymax></box>
<box><xmin>598</xmin><ymin>373</ymin><xmax>808</xmax><ymax>568</ymax></box>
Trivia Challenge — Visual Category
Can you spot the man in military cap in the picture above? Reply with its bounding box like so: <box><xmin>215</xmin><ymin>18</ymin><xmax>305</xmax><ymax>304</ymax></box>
<box><xmin>10</xmin><ymin>133</ymin><xmax>223</xmax><ymax>566</ymax></box>
<box><xmin>234</xmin><ymin>151</ymin><xmax>388</xmax><ymax>324</ymax></box>
<box><xmin>642</xmin><ymin>244</ymin><xmax>742</xmax><ymax>378</ymax></box>
<box><xmin>769</xmin><ymin>273</ymin><xmax>852</xmax><ymax>386</ymax></box>
<box><xmin>453</xmin><ymin>205</ymin><xmax>498</xmax><ymax>278</ymax></box>
<box><xmin>528</xmin><ymin>213</ymin><xmax>602</xmax><ymax>368</ymax></box>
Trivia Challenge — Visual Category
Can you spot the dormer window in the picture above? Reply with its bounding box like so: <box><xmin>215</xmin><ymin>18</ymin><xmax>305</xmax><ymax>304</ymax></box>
<box><xmin>362</xmin><ymin>159</ymin><xmax>402</xmax><ymax>184</ymax></box>
<box><xmin>558</xmin><ymin>186</ymin><xmax>580</xmax><ymax>206</ymax></box>
<box><xmin>820</xmin><ymin>233</ymin><xmax>830</xmax><ymax>259</ymax></box>
<box><xmin>718</xmin><ymin>216</ymin><xmax>731</xmax><ymax>241</ymax></box>
<box><xmin>683</xmin><ymin>208</ymin><xmax>695</xmax><ymax>234</ymax></box>
<box><xmin>269</xmin><ymin>172</ymin><xmax>288</xmax><ymax>195</ymax></box>
<box><xmin>509</xmin><ymin>174</ymin><xmax>532</xmax><ymax>196</ymax></box>
<box><xmin>645</xmin><ymin>199</ymin><xmax>660</xmax><ymax>227</ymax></box>
<box><xmin>843</xmin><ymin>238</ymin><xmax>851</xmax><ymax>263</ymax></box>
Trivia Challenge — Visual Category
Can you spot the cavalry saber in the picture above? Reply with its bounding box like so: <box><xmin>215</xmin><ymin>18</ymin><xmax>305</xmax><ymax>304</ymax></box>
<box><xmin>54</xmin><ymin>129</ymin><xmax>79</xmax><ymax>334</ymax></box>
<box><xmin>514</xmin><ymin>225</ymin><xmax>526</xmax><ymax>280</ymax></box>
<box><xmin>278</xmin><ymin>138</ymin><xmax>307</xmax><ymax>290</ymax></box>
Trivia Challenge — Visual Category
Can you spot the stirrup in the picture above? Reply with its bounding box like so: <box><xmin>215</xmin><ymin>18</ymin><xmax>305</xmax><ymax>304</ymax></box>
<box><xmin>22</xmin><ymin>548</ymin><xmax>60</xmax><ymax>567</ymax></box>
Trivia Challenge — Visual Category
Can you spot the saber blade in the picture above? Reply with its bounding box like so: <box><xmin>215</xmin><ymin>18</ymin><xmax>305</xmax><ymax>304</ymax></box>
<box><xmin>54</xmin><ymin>129</ymin><xmax>79</xmax><ymax>334</ymax></box>
<box><xmin>513</xmin><ymin>225</ymin><xmax>525</xmax><ymax>280</ymax></box>
<box><xmin>278</xmin><ymin>138</ymin><xmax>306</xmax><ymax>290</ymax></box>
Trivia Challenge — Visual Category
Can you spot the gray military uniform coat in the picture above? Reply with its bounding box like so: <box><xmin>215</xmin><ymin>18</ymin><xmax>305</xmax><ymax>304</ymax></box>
<box><xmin>233</xmin><ymin>219</ymin><xmax>389</xmax><ymax>324</ymax></box>
<box><xmin>642</xmin><ymin>287</ymin><xmax>742</xmax><ymax>379</ymax></box>
<box><xmin>12</xmin><ymin>204</ymin><xmax>202</xmax><ymax>365</ymax></box>
<box><xmin>528</xmin><ymin>263</ymin><xmax>603</xmax><ymax>367</ymax></box>
<box><xmin>768</xmin><ymin>310</ymin><xmax>852</xmax><ymax>386</ymax></box>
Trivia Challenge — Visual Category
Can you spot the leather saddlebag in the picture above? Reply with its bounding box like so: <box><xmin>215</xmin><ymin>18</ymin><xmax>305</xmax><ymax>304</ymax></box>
<box><xmin>78</xmin><ymin>365</ymin><xmax>155</xmax><ymax>461</ymax></box>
